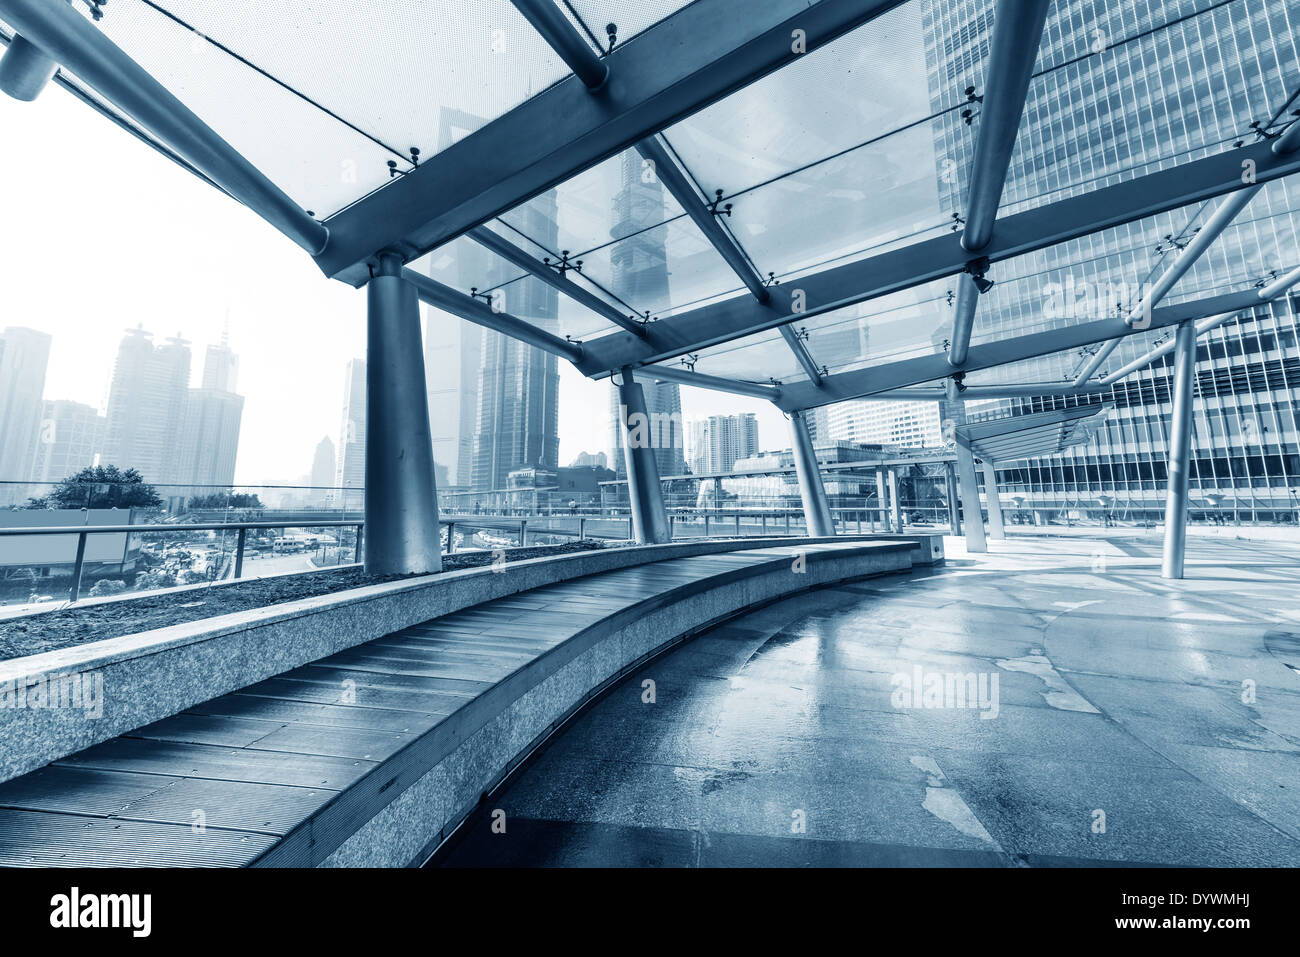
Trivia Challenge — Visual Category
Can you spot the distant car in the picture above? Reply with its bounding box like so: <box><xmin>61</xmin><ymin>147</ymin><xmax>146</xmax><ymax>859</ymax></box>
<box><xmin>30</xmin><ymin>595</ymin><xmax>54</xmax><ymax>604</ymax></box>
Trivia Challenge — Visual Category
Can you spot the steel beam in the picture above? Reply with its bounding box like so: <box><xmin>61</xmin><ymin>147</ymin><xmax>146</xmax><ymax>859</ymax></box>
<box><xmin>1075</xmin><ymin>103</ymin><xmax>1300</xmax><ymax>386</ymax></box>
<box><xmin>778</xmin><ymin>325</ymin><xmax>825</xmax><ymax>385</ymax></box>
<box><xmin>639</xmin><ymin>363</ymin><xmax>780</xmax><ymax>400</ymax></box>
<box><xmin>789</xmin><ymin>411</ymin><xmax>834</xmax><ymax>536</ymax></box>
<box><xmin>1260</xmin><ymin>263</ymin><xmax>1300</xmax><ymax>299</ymax></box>
<box><xmin>510</xmin><ymin>0</ymin><xmax>608</xmax><ymax>90</ymax></box>
<box><xmin>467</xmin><ymin>226</ymin><xmax>646</xmax><ymax>335</ymax></box>
<box><xmin>364</xmin><ymin>254</ymin><xmax>442</xmax><ymax>575</ymax></box>
<box><xmin>1161</xmin><ymin>321</ymin><xmax>1197</xmax><ymax>579</ymax></box>
<box><xmin>960</xmin><ymin>0</ymin><xmax>1051</xmax><ymax>251</ymax></box>
<box><xmin>1099</xmin><ymin>312</ymin><xmax>1235</xmax><ymax>385</ymax></box>
<box><xmin>773</xmin><ymin>288</ymin><xmax>1261</xmax><ymax>411</ymax></box>
<box><xmin>315</xmin><ymin>0</ymin><xmax>907</xmax><ymax>284</ymax></box>
<box><xmin>0</xmin><ymin>0</ymin><xmax>327</xmax><ymax>255</ymax></box>
<box><xmin>947</xmin><ymin>0</ymin><xmax>1050</xmax><ymax>366</ymax></box>
<box><xmin>402</xmin><ymin>268</ymin><xmax>584</xmax><ymax>364</ymax></box>
<box><xmin>635</xmin><ymin>136</ymin><xmax>769</xmax><ymax>301</ymax></box>
<box><xmin>1101</xmin><ymin>260</ymin><xmax>1300</xmax><ymax>385</ymax></box>
<box><xmin>573</xmin><ymin>141</ymin><xmax>1300</xmax><ymax>376</ymax></box>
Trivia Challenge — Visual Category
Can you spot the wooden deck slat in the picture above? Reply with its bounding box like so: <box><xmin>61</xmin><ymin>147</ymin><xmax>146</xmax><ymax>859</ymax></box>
<box><xmin>56</xmin><ymin>738</ymin><xmax>375</xmax><ymax>790</ymax></box>
<box><xmin>191</xmin><ymin>691</ymin><xmax>444</xmax><ymax>730</ymax></box>
<box><xmin>0</xmin><ymin>540</ymin><xmax>908</xmax><ymax>866</ymax></box>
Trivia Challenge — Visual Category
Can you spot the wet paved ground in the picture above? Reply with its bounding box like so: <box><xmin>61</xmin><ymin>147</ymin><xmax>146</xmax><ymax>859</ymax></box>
<box><xmin>436</xmin><ymin>534</ymin><xmax>1300</xmax><ymax>867</ymax></box>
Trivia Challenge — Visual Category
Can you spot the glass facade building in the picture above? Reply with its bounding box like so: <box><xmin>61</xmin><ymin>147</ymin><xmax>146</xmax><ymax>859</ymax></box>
<box><xmin>923</xmin><ymin>0</ymin><xmax>1300</xmax><ymax>521</ymax></box>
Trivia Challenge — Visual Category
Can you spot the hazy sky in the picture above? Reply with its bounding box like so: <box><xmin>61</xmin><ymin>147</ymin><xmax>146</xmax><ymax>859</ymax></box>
<box><xmin>0</xmin><ymin>80</ymin><xmax>785</xmax><ymax>485</ymax></box>
<box><xmin>0</xmin><ymin>0</ymin><xmax>935</xmax><ymax>487</ymax></box>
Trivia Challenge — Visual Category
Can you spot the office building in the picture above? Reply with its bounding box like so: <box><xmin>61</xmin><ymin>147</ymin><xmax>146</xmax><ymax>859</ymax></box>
<box><xmin>336</xmin><ymin>358</ymin><xmax>367</xmax><ymax>510</ymax></box>
<box><xmin>0</xmin><ymin>326</ymin><xmax>52</xmax><ymax>505</ymax></box>
<box><xmin>101</xmin><ymin>326</ymin><xmax>191</xmax><ymax>487</ymax></box>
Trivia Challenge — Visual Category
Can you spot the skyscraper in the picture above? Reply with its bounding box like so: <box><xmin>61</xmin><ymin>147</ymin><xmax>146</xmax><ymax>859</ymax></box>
<box><xmin>200</xmin><ymin>334</ymin><xmax>239</xmax><ymax>392</ymax></box>
<box><xmin>687</xmin><ymin>413</ymin><xmax>760</xmax><ymax>475</ymax></box>
<box><xmin>172</xmin><ymin>337</ymin><xmax>245</xmax><ymax>494</ymax></box>
<box><xmin>470</xmin><ymin>197</ymin><xmax>562</xmax><ymax>491</ymax></box>
<box><xmin>309</xmin><ymin>435</ymin><xmax>336</xmax><ymax>505</ymax></box>
<box><xmin>0</xmin><ymin>326</ymin><xmax>51</xmax><ymax>505</ymax></box>
<box><xmin>422</xmin><ymin>253</ymin><xmax>483</xmax><ymax>490</ymax></box>
<box><xmin>607</xmin><ymin>151</ymin><xmax>687</xmax><ymax>478</ymax></box>
<box><xmin>917</xmin><ymin>0</ymin><xmax>1300</xmax><ymax>518</ymax></box>
<box><xmin>824</xmin><ymin>400</ymin><xmax>943</xmax><ymax>449</ymax></box>
<box><xmin>102</xmin><ymin>326</ymin><xmax>191</xmax><ymax>487</ymax></box>
<box><xmin>29</xmin><ymin>399</ymin><xmax>104</xmax><ymax>487</ymax></box>
<box><xmin>336</xmin><ymin>358</ymin><xmax>366</xmax><ymax>510</ymax></box>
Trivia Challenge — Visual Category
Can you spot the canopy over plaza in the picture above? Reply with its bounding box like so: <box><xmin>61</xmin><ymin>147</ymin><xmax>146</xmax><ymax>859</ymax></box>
<box><xmin>3</xmin><ymin>0</ymin><xmax>1298</xmax><ymax>579</ymax></box>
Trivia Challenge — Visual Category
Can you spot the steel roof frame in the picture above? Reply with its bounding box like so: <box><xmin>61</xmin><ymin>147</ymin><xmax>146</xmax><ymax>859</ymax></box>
<box><xmin>316</xmin><ymin>0</ymin><xmax>909</xmax><ymax>285</ymax></box>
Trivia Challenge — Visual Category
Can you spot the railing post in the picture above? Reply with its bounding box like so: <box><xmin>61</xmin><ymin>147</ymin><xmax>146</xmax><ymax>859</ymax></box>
<box><xmin>233</xmin><ymin>526</ymin><xmax>247</xmax><ymax>578</ymax></box>
<box><xmin>520</xmin><ymin>520</ymin><xmax>527</xmax><ymax>546</ymax></box>
<box><xmin>785</xmin><ymin>512</ymin><xmax>791</xmax><ymax>535</ymax></box>
<box><xmin>579</xmin><ymin>517</ymin><xmax>586</xmax><ymax>540</ymax></box>
<box><xmin>446</xmin><ymin>522</ymin><xmax>456</xmax><ymax>554</ymax></box>
<box><xmin>67</xmin><ymin>530</ymin><xmax>87</xmax><ymax>603</ymax></box>
<box><xmin>704</xmin><ymin>514</ymin><xmax>711</xmax><ymax>537</ymax></box>
<box><xmin>354</xmin><ymin>525</ymin><xmax>364</xmax><ymax>564</ymax></box>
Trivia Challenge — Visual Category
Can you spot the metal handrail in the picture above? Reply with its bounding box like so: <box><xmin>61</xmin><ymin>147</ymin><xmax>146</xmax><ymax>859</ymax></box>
<box><xmin>0</xmin><ymin>507</ymin><xmax>954</xmax><ymax>605</ymax></box>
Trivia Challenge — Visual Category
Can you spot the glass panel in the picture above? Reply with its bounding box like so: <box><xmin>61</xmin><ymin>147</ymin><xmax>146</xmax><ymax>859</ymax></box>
<box><xmin>724</xmin><ymin>114</ymin><xmax>959</xmax><ymax>280</ymax></box>
<box><xmin>997</xmin><ymin>0</ymin><xmax>1299</xmax><ymax>218</ymax></box>
<box><xmin>414</xmin><ymin>235</ymin><xmax>529</xmax><ymax>294</ymax></box>
<box><xmin>663</xmin><ymin>1</ymin><xmax>970</xmax><ymax>196</ymax></box>
<box><xmin>564</xmin><ymin>0</ymin><xmax>695</xmax><ymax>48</ymax></box>
<box><xmin>800</xmin><ymin>278</ymin><xmax>955</xmax><ymax>375</ymax></box>
<box><xmin>498</xmin><ymin>148</ymin><xmax>685</xmax><ymax>265</ymax></box>
<box><xmin>492</xmin><ymin>273</ymin><xmax>621</xmax><ymax>342</ymax></box>
<box><xmin>140</xmin><ymin>0</ymin><xmax>573</xmax><ymax>164</ymax></box>
<box><xmin>83</xmin><ymin>1</ymin><xmax>403</xmax><ymax>217</ymax></box>
<box><xmin>653</xmin><ymin>330</ymin><xmax>807</xmax><ymax>385</ymax></box>
<box><xmin>572</xmin><ymin>216</ymin><xmax>743</xmax><ymax>320</ymax></box>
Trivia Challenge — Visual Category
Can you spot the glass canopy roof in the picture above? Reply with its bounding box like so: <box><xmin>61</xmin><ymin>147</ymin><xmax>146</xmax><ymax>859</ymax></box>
<box><xmin>8</xmin><ymin>0</ymin><xmax>1298</xmax><ymax>409</ymax></box>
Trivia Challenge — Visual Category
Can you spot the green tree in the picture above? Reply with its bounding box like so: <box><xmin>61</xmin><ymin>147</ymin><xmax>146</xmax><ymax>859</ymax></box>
<box><xmin>188</xmin><ymin>492</ymin><xmax>264</xmax><ymax>509</ymax></box>
<box><xmin>26</xmin><ymin>465</ymin><xmax>163</xmax><ymax>510</ymax></box>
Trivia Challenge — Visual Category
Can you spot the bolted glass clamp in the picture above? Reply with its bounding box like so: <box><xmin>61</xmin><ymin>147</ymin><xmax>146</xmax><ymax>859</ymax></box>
<box><xmin>965</xmin><ymin>256</ymin><xmax>994</xmax><ymax>294</ymax></box>
<box><xmin>605</xmin><ymin>23</ymin><xmax>618</xmax><ymax>53</ymax></box>
<box><xmin>543</xmin><ymin>250</ymin><xmax>582</xmax><ymax>275</ymax></box>
<box><xmin>76</xmin><ymin>0</ymin><xmax>108</xmax><ymax>21</ymax></box>
<box><xmin>960</xmin><ymin>85</ymin><xmax>982</xmax><ymax>126</ymax></box>
<box><xmin>707</xmin><ymin>189</ymin><xmax>733</xmax><ymax>218</ymax></box>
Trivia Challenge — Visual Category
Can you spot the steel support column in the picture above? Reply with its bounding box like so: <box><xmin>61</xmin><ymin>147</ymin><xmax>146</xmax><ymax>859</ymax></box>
<box><xmin>888</xmin><ymin>468</ymin><xmax>903</xmax><ymax>531</ymax></box>
<box><xmin>876</xmin><ymin>470</ymin><xmax>891</xmax><ymax>532</ymax></box>
<box><xmin>617</xmin><ymin>371</ymin><xmax>671</xmax><ymax>544</ymax></box>
<box><xmin>981</xmin><ymin>459</ymin><xmax>1005</xmax><ymax>540</ymax></box>
<box><xmin>955</xmin><ymin>440</ymin><xmax>988</xmax><ymax>553</ymax></box>
<box><xmin>945</xmin><ymin>463</ymin><xmax>962</xmax><ymax>534</ymax></box>
<box><xmin>789</xmin><ymin>411</ymin><xmax>834</xmax><ymax>537</ymax></box>
<box><xmin>0</xmin><ymin>32</ymin><xmax>57</xmax><ymax>100</ymax></box>
<box><xmin>364</xmin><ymin>253</ymin><xmax>443</xmax><ymax>575</ymax></box>
<box><xmin>1161</xmin><ymin>321</ymin><xmax>1197</xmax><ymax>579</ymax></box>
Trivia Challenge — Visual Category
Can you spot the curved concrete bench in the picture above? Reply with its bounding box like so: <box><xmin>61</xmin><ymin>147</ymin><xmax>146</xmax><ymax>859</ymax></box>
<box><xmin>0</xmin><ymin>539</ymin><xmax>921</xmax><ymax>867</ymax></box>
<box><xmin>0</xmin><ymin>534</ymin><xmax>941</xmax><ymax>784</ymax></box>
